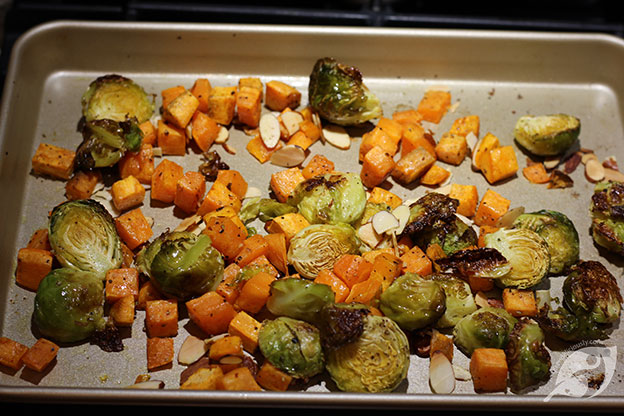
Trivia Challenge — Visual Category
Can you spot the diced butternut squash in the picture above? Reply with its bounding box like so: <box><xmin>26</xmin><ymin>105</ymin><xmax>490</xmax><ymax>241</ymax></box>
<box><xmin>203</xmin><ymin>216</ymin><xmax>247</xmax><ymax>262</ymax></box>
<box><xmin>110</xmin><ymin>294</ymin><xmax>136</xmax><ymax>327</ymax></box>
<box><xmin>246</xmin><ymin>135</ymin><xmax>282</xmax><ymax>163</ymax></box>
<box><xmin>21</xmin><ymin>338</ymin><xmax>59</xmax><ymax>372</ymax></box>
<box><xmin>137</xmin><ymin>281</ymin><xmax>164</xmax><ymax>310</ymax></box>
<box><xmin>216</xmin><ymin>169</ymin><xmax>248</xmax><ymax>200</ymax></box>
<box><xmin>139</xmin><ymin>120</ymin><xmax>157</xmax><ymax>146</ymax></box>
<box><xmin>435</xmin><ymin>134</ymin><xmax>468</xmax><ymax>165</ymax></box>
<box><xmin>470</xmin><ymin>348</ymin><xmax>508</xmax><ymax>393</ymax></box>
<box><xmin>502</xmin><ymin>289</ymin><xmax>538</xmax><ymax>317</ymax></box>
<box><xmin>151</xmin><ymin>158</ymin><xmax>184</xmax><ymax>204</ymax></box>
<box><xmin>449</xmin><ymin>183</ymin><xmax>479</xmax><ymax>218</ymax></box>
<box><xmin>522</xmin><ymin>162</ymin><xmax>551</xmax><ymax>184</ymax></box>
<box><xmin>105</xmin><ymin>268</ymin><xmax>140</xmax><ymax>304</ymax></box>
<box><xmin>216</xmin><ymin>263</ymin><xmax>243</xmax><ymax>304</ymax></box>
<box><xmin>247</xmin><ymin>254</ymin><xmax>279</xmax><ymax>279</ymax></box>
<box><xmin>208</xmin><ymin>86</ymin><xmax>238</xmax><ymax>125</ymax></box>
<box><xmin>157</xmin><ymin>120</ymin><xmax>186</xmax><ymax>156</ymax></box>
<box><xmin>191</xmin><ymin>111</ymin><xmax>220</xmax><ymax>152</ymax></box>
<box><xmin>286</xmin><ymin>131</ymin><xmax>316</xmax><ymax>151</ymax></box>
<box><xmin>198</xmin><ymin>181</ymin><xmax>242</xmax><ymax>216</ymax></box>
<box><xmin>238</xmin><ymin>77</ymin><xmax>263</xmax><ymax>98</ymax></box>
<box><xmin>468</xmin><ymin>275</ymin><xmax>495</xmax><ymax>293</ymax></box>
<box><xmin>26</xmin><ymin>228</ymin><xmax>51</xmax><ymax>251</ymax></box>
<box><xmin>190</xmin><ymin>78</ymin><xmax>212</xmax><ymax>113</ymax></box>
<box><xmin>163</xmin><ymin>89</ymin><xmax>200</xmax><ymax>129</ymax></box>
<box><xmin>392</xmin><ymin>108</ymin><xmax>423</xmax><ymax>126</ymax></box>
<box><xmin>333</xmin><ymin>254</ymin><xmax>373</xmax><ymax>289</ymax></box>
<box><xmin>420</xmin><ymin>164</ymin><xmax>451</xmax><ymax>186</ymax></box>
<box><xmin>15</xmin><ymin>248</ymin><xmax>53</xmax><ymax>291</ymax></box>
<box><xmin>174</xmin><ymin>171</ymin><xmax>206</xmax><ymax>214</ymax></box>
<box><xmin>235</xmin><ymin>271</ymin><xmax>276</xmax><ymax>314</ymax></box>
<box><xmin>228</xmin><ymin>311</ymin><xmax>262</xmax><ymax>353</ymax></box>
<box><xmin>186</xmin><ymin>291</ymin><xmax>237</xmax><ymax>336</ymax></box>
<box><xmin>65</xmin><ymin>169</ymin><xmax>101</xmax><ymax>200</ymax></box>
<box><xmin>209</xmin><ymin>335</ymin><xmax>244</xmax><ymax>362</ymax></box>
<box><xmin>161</xmin><ymin>85</ymin><xmax>186</xmax><ymax>109</ymax></box>
<box><xmin>314</xmin><ymin>269</ymin><xmax>349</xmax><ymax>303</ymax></box>
<box><xmin>298</xmin><ymin>119</ymin><xmax>321</xmax><ymax>143</ymax></box>
<box><xmin>448</xmin><ymin>115</ymin><xmax>480</xmax><ymax>138</ymax></box>
<box><xmin>481</xmin><ymin>146</ymin><xmax>519</xmax><ymax>184</ymax></box>
<box><xmin>0</xmin><ymin>337</ymin><xmax>29</xmax><ymax>370</ymax></box>
<box><xmin>473</xmin><ymin>189</ymin><xmax>511</xmax><ymax>227</ymax></box>
<box><xmin>118</xmin><ymin>143</ymin><xmax>155</xmax><ymax>185</ymax></box>
<box><xmin>416</xmin><ymin>90</ymin><xmax>451</xmax><ymax>124</ymax></box>
<box><xmin>302</xmin><ymin>154</ymin><xmax>335</xmax><ymax>179</ymax></box>
<box><xmin>236</xmin><ymin>86</ymin><xmax>263</xmax><ymax>128</ymax></box>
<box><xmin>234</xmin><ymin>234</ymin><xmax>269</xmax><ymax>268</ymax></box>
<box><xmin>263</xmin><ymin>232</ymin><xmax>288</xmax><ymax>274</ymax></box>
<box><xmin>400</xmin><ymin>123</ymin><xmax>436</xmax><ymax>158</ymax></box>
<box><xmin>370</xmin><ymin>252</ymin><xmax>402</xmax><ymax>292</ymax></box>
<box><xmin>344</xmin><ymin>274</ymin><xmax>383</xmax><ymax>305</ymax></box>
<box><xmin>218</xmin><ymin>366</ymin><xmax>262</xmax><ymax>391</ymax></box>
<box><xmin>376</xmin><ymin>117</ymin><xmax>404</xmax><ymax>145</ymax></box>
<box><xmin>256</xmin><ymin>361</ymin><xmax>292</xmax><ymax>392</ymax></box>
<box><xmin>361</xmin><ymin>145</ymin><xmax>396</xmax><ymax>189</ymax></box>
<box><xmin>180</xmin><ymin>366</ymin><xmax>223</xmax><ymax>390</ymax></box>
<box><xmin>146</xmin><ymin>337</ymin><xmax>174</xmax><ymax>371</ymax></box>
<box><xmin>145</xmin><ymin>299</ymin><xmax>178</xmax><ymax>338</ymax></box>
<box><xmin>270</xmin><ymin>167</ymin><xmax>306</xmax><ymax>203</ymax></box>
<box><xmin>472</xmin><ymin>132</ymin><xmax>500</xmax><ymax>171</ymax></box>
<box><xmin>391</xmin><ymin>146</ymin><xmax>436</xmax><ymax>185</ymax></box>
<box><xmin>31</xmin><ymin>143</ymin><xmax>75</xmax><ymax>180</ymax></box>
<box><xmin>361</xmin><ymin>247</ymin><xmax>395</xmax><ymax>264</ymax></box>
<box><xmin>111</xmin><ymin>175</ymin><xmax>145</xmax><ymax>212</ymax></box>
<box><xmin>400</xmin><ymin>245</ymin><xmax>432</xmax><ymax>276</ymax></box>
<box><xmin>265</xmin><ymin>213</ymin><xmax>310</xmax><ymax>243</ymax></box>
<box><xmin>367</xmin><ymin>187</ymin><xmax>403</xmax><ymax>209</ymax></box>
<box><xmin>115</xmin><ymin>207</ymin><xmax>154</xmax><ymax>250</ymax></box>
<box><xmin>265</xmin><ymin>80</ymin><xmax>301</xmax><ymax>111</ymax></box>
<box><xmin>359</xmin><ymin>127</ymin><xmax>399</xmax><ymax>162</ymax></box>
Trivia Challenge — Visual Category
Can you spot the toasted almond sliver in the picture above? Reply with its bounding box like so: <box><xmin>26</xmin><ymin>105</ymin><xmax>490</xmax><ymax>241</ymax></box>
<box><xmin>178</xmin><ymin>335</ymin><xmax>209</xmax><ymax>365</ymax></box>
<box><xmin>323</xmin><ymin>124</ymin><xmax>351</xmax><ymax>149</ymax></box>
<box><xmin>453</xmin><ymin>365</ymin><xmax>472</xmax><ymax>381</ymax></box>
<box><xmin>270</xmin><ymin>144</ymin><xmax>306</xmax><ymax>167</ymax></box>
<box><xmin>581</xmin><ymin>152</ymin><xmax>598</xmax><ymax>165</ymax></box>
<box><xmin>585</xmin><ymin>158</ymin><xmax>605</xmax><ymax>183</ymax></box>
<box><xmin>392</xmin><ymin>205</ymin><xmax>411</xmax><ymax>235</ymax></box>
<box><xmin>429</xmin><ymin>351</ymin><xmax>455</xmax><ymax>394</ymax></box>
<box><xmin>223</xmin><ymin>142</ymin><xmax>237</xmax><ymax>155</ymax></box>
<box><xmin>371</xmin><ymin>210</ymin><xmax>400</xmax><ymax>235</ymax></box>
<box><xmin>495</xmin><ymin>206</ymin><xmax>525</xmax><ymax>228</ymax></box>
<box><xmin>465</xmin><ymin>132</ymin><xmax>478</xmax><ymax>153</ymax></box>
<box><xmin>174</xmin><ymin>214</ymin><xmax>202</xmax><ymax>232</ymax></box>
<box><xmin>214</xmin><ymin>126</ymin><xmax>230</xmax><ymax>144</ymax></box>
<box><xmin>127</xmin><ymin>380</ymin><xmax>165</xmax><ymax>390</ymax></box>
<box><xmin>280</xmin><ymin>111</ymin><xmax>304</xmax><ymax>137</ymax></box>
<box><xmin>152</xmin><ymin>147</ymin><xmax>163</xmax><ymax>157</ymax></box>
<box><xmin>219</xmin><ymin>355</ymin><xmax>243</xmax><ymax>365</ymax></box>
<box><xmin>603</xmin><ymin>167</ymin><xmax>624</xmax><ymax>183</ymax></box>
<box><xmin>358</xmin><ymin>222</ymin><xmax>383</xmax><ymax>248</ymax></box>
<box><xmin>543</xmin><ymin>156</ymin><xmax>561</xmax><ymax>170</ymax></box>
<box><xmin>259</xmin><ymin>113</ymin><xmax>281</xmax><ymax>149</ymax></box>
<box><xmin>474</xmin><ymin>291</ymin><xmax>490</xmax><ymax>309</ymax></box>
<box><xmin>244</xmin><ymin>186</ymin><xmax>263</xmax><ymax>199</ymax></box>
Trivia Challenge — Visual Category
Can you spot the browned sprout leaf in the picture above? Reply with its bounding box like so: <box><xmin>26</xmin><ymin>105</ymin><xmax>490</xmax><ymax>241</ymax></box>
<box><xmin>547</xmin><ymin>169</ymin><xmax>574</xmax><ymax>189</ymax></box>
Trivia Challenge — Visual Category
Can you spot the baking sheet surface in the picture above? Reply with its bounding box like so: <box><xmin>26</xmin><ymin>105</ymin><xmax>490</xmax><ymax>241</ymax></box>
<box><xmin>1</xmin><ymin>21</ymin><xmax>623</xmax><ymax>408</ymax></box>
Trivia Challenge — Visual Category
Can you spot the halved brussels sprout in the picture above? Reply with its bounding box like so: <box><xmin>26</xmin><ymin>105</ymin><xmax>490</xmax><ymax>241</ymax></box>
<box><xmin>590</xmin><ymin>181</ymin><xmax>624</xmax><ymax>256</ymax></box>
<box><xmin>325</xmin><ymin>315</ymin><xmax>410</xmax><ymax>393</ymax></box>
<box><xmin>379</xmin><ymin>273</ymin><xmax>446</xmax><ymax>331</ymax></box>
<box><xmin>136</xmin><ymin>231</ymin><xmax>224</xmax><ymax>300</ymax></box>
<box><xmin>266</xmin><ymin>278</ymin><xmax>335</xmax><ymax>325</ymax></box>
<box><xmin>414</xmin><ymin>215</ymin><xmax>478</xmax><ymax>256</ymax></box>
<box><xmin>435</xmin><ymin>247</ymin><xmax>512</xmax><ymax>280</ymax></box>
<box><xmin>33</xmin><ymin>268</ymin><xmax>106</xmax><ymax>343</ymax></box>
<box><xmin>287</xmin><ymin>223</ymin><xmax>361</xmax><ymax>279</ymax></box>
<box><xmin>317</xmin><ymin>302</ymin><xmax>369</xmax><ymax>350</ymax></box>
<box><xmin>453</xmin><ymin>306</ymin><xmax>518</xmax><ymax>357</ymax></box>
<box><xmin>505</xmin><ymin>317</ymin><xmax>551</xmax><ymax>392</ymax></box>
<box><xmin>514</xmin><ymin>113</ymin><xmax>580</xmax><ymax>156</ymax></box>
<box><xmin>48</xmin><ymin>199</ymin><xmax>123</xmax><ymax>278</ymax></box>
<box><xmin>484</xmin><ymin>228</ymin><xmax>550</xmax><ymax>288</ymax></box>
<box><xmin>258</xmin><ymin>316</ymin><xmax>324</xmax><ymax>380</ymax></box>
<box><xmin>402</xmin><ymin>192</ymin><xmax>458</xmax><ymax>237</ymax></box>
<box><xmin>429</xmin><ymin>273</ymin><xmax>478</xmax><ymax>328</ymax></box>
<box><xmin>513</xmin><ymin>209</ymin><xmax>579</xmax><ymax>275</ymax></box>
<box><xmin>288</xmin><ymin>172</ymin><xmax>367</xmax><ymax>226</ymax></box>
<box><xmin>308</xmin><ymin>57</ymin><xmax>383</xmax><ymax>126</ymax></box>
<box><xmin>75</xmin><ymin>118</ymin><xmax>144</xmax><ymax>170</ymax></box>
<box><xmin>239</xmin><ymin>197</ymin><xmax>297</xmax><ymax>224</ymax></box>
<box><xmin>81</xmin><ymin>74</ymin><xmax>154</xmax><ymax>123</ymax></box>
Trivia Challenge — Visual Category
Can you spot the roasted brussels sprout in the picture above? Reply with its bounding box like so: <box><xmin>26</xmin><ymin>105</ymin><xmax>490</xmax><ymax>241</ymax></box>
<box><xmin>590</xmin><ymin>181</ymin><xmax>624</xmax><ymax>256</ymax></box>
<box><xmin>435</xmin><ymin>247</ymin><xmax>512</xmax><ymax>280</ymax></box>
<box><xmin>288</xmin><ymin>172</ymin><xmax>367</xmax><ymax>226</ymax></box>
<box><xmin>429</xmin><ymin>273</ymin><xmax>478</xmax><ymax>328</ymax></box>
<box><xmin>505</xmin><ymin>318</ymin><xmax>551</xmax><ymax>392</ymax></box>
<box><xmin>325</xmin><ymin>315</ymin><xmax>410</xmax><ymax>393</ymax></box>
<box><xmin>513</xmin><ymin>209</ymin><xmax>579</xmax><ymax>275</ymax></box>
<box><xmin>353</xmin><ymin>201</ymin><xmax>392</xmax><ymax>229</ymax></box>
<box><xmin>484</xmin><ymin>228</ymin><xmax>550</xmax><ymax>288</ymax></box>
<box><xmin>75</xmin><ymin>118</ymin><xmax>144</xmax><ymax>170</ymax></box>
<box><xmin>136</xmin><ymin>231</ymin><xmax>224</xmax><ymax>300</ymax></box>
<box><xmin>308</xmin><ymin>57</ymin><xmax>383</xmax><ymax>126</ymax></box>
<box><xmin>453</xmin><ymin>306</ymin><xmax>518</xmax><ymax>357</ymax></box>
<box><xmin>287</xmin><ymin>223</ymin><xmax>361</xmax><ymax>279</ymax></box>
<box><xmin>33</xmin><ymin>268</ymin><xmax>106</xmax><ymax>343</ymax></box>
<box><xmin>239</xmin><ymin>197</ymin><xmax>297</xmax><ymax>224</ymax></box>
<box><xmin>266</xmin><ymin>278</ymin><xmax>335</xmax><ymax>324</ymax></box>
<box><xmin>415</xmin><ymin>215</ymin><xmax>478</xmax><ymax>256</ymax></box>
<box><xmin>81</xmin><ymin>74</ymin><xmax>154</xmax><ymax>124</ymax></box>
<box><xmin>379</xmin><ymin>273</ymin><xmax>446</xmax><ymax>331</ymax></box>
<box><xmin>402</xmin><ymin>192</ymin><xmax>458</xmax><ymax>237</ymax></box>
<box><xmin>514</xmin><ymin>113</ymin><xmax>580</xmax><ymax>156</ymax></box>
<box><xmin>258</xmin><ymin>316</ymin><xmax>324</xmax><ymax>380</ymax></box>
<box><xmin>317</xmin><ymin>302</ymin><xmax>369</xmax><ymax>350</ymax></box>
<box><xmin>48</xmin><ymin>199</ymin><xmax>123</xmax><ymax>278</ymax></box>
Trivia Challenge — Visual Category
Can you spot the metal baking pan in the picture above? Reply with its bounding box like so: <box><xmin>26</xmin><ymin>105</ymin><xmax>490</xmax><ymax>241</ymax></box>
<box><xmin>1</xmin><ymin>20</ymin><xmax>623</xmax><ymax>410</ymax></box>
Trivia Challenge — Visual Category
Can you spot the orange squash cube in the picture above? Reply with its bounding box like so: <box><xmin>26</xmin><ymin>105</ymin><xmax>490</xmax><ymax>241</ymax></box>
<box><xmin>470</xmin><ymin>348</ymin><xmax>508</xmax><ymax>393</ymax></box>
<box><xmin>246</xmin><ymin>134</ymin><xmax>282</xmax><ymax>163</ymax></box>
<box><xmin>186</xmin><ymin>291</ymin><xmax>238</xmax><ymax>337</ymax></box>
<box><xmin>228</xmin><ymin>311</ymin><xmax>261</xmax><ymax>353</ymax></box>
<box><xmin>391</xmin><ymin>146</ymin><xmax>436</xmax><ymax>185</ymax></box>
<box><xmin>256</xmin><ymin>361</ymin><xmax>293</xmax><ymax>392</ymax></box>
<box><xmin>118</xmin><ymin>143</ymin><xmax>155</xmax><ymax>185</ymax></box>
<box><xmin>31</xmin><ymin>143</ymin><xmax>75</xmax><ymax>180</ymax></box>
<box><xmin>502</xmin><ymin>288</ymin><xmax>538</xmax><ymax>317</ymax></box>
<box><xmin>15</xmin><ymin>248</ymin><xmax>53</xmax><ymax>291</ymax></box>
<box><xmin>270</xmin><ymin>167</ymin><xmax>306</xmax><ymax>203</ymax></box>
<box><xmin>174</xmin><ymin>170</ymin><xmax>207</xmax><ymax>214</ymax></box>
<box><xmin>235</xmin><ymin>271</ymin><xmax>276</xmax><ymax>314</ymax></box>
<box><xmin>236</xmin><ymin>86</ymin><xmax>262</xmax><ymax>128</ymax></box>
<box><xmin>416</xmin><ymin>90</ymin><xmax>451</xmax><ymax>124</ymax></box>
<box><xmin>145</xmin><ymin>299</ymin><xmax>178</xmax><ymax>338</ymax></box>
<box><xmin>115</xmin><ymin>207</ymin><xmax>154</xmax><ymax>250</ymax></box>
<box><xmin>111</xmin><ymin>175</ymin><xmax>145</xmax><ymax>212</ymax></box>
<box><xmin>198</xmin><ymin>181</ymin><xmax>242</xmax><ymax>216</ymax></box>
<box><xmin>208</xmin><ymin>86</ymin><xmax>238</xmax><ymax>125</ymax></box>
<box><xmin>163</xmin><ymin>89</ymin><xmax>200</xmax><ymax>129</ymax></box>
<box><xmin>157</xmin><ymin>120</ymin><xmax>186</xmax><ymax>156</ymax></box>
<box><xmin>22</xmin><ymin>338</ymin><xmax>59</xmax><ymax>372</ymax></box>
<box><xmin>191</xmin><ymin>111</ymin><xmax>220</xmax><ymax>152</ymax></box>
<box><xmin>218</xmin><ymin>366</ymin><xmax>262</xmax><ymax>391</ymax></box>
<box><xmin>151</xmin><ymin>158</ymin><xmax>184</xmax><ymax>204</ymax></box>
<box><xmin>473</xmin><ymin>189</ymin><xmax>511</xmax><ymax>227</ymax></box>
<box><xmin>190</xmin><ymin>78</ymin><xmax>212</xmax><ymax>113</ymax></box>
<box><xmin>109</xmin><ymin>295</ymin><xmax>136</xmax><ymax>327</ymax></box>
<box><xmin>215</xmin><ymin>169</ymin><xmax>248</xmax><ymax>200</ymax></box>
<box><xmin>302</xmin><ymin>154</ymin><xmax>334</xmax><ymax>179</ymax></box>
<box><xmin>265</xmin><ymin>80</ymin><xmax>301</xmax><ymax>111</ymax></box>
<box><xmin>361</xmin><ymin>145</ymin><xmax>396</xmax><ymax>188</ymax></box>
<box><xmin>401</xmin><ymin>123</ymin><xmax>436</xmax><ymax>158</ymax></box>
<box><xmin>481</xmin><ymin>146</ymin><xmax>519</xmax><ymax>184</ymax></box>
<box><xmin>449</xmin><ymin>183</ymin><xmax>479</xmax><ymax>218</ymax></box>
<box><xmin>105</xmin><ymin>267</ymin><xmax>140</xmax><ymax>304</ymax></box>
<box><xmin>146</xmin><ymin>337</ymin><xmax>174</xmax><ymax>371</ymax></box>
<box><xmin>65</xmin><ymin>169</ymin><xmax>101</xmax><ymax>200</ymax></box>
<box><xmin>0</xmin><ymin>337</ymin><xmax>28</xmax><ymax>370</ymax></box>
<box><xmin>139</xmin><ymin>120</ymin><xmax>157</xmax><ymax>146</ymax></box>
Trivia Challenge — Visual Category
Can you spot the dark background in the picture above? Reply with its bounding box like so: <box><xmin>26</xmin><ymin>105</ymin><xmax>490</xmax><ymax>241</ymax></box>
<box><xmin>1</xmin><ymin>0</ymin><xmax>623</xmax><ymax>414</ymax></box>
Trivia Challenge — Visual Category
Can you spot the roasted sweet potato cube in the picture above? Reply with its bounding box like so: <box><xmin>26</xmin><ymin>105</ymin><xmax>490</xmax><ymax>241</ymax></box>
<box><xmin>218</xmin><ymin>366</ymin><xmax>262</xmax><ymax>391</ymax></box>
<box><xmin>239</xmin><ymin>77</ymin><xmax>263</xmax><ymax>96</ymax></box>
<box><xmin>435</xmin><ymin>134</ymin><xmax>468</xmax><ymax>165</ymax></box>
<box><xmin>416</xmin><ymin>90</ymin><xmax>451</xmax><ymax>124</ymax></box>
<box><xmin>473</xmin><ymin>132</ymin><xmax>500</xmax><ymax>171</ymax></box>
<box><xmin>115</xmin><ymin>207</ymin><xmax>154</xmax><ymax>250</ymax></box>
<box><xmin>333</xmin><ymin>254</ymin><xmax>373</xmax><ymax>289</ymax></box>
<box><xmin>147</xmin><ymin>337</ymin><xmax>174</xmax><ymax>371</ymax></box>
<box><xmin>175</xmin><ymin>171</ymin><xmax>206</xmax><ymax>214</ymax></box>
<box><xmin>234</xmin><ymin>234</ymin><xmax>269</xmax><ymax>268</ymax></box>
<box><xmin>473</xmin><ymin>189</ymin><xmax>510</xmax><ymax>227</ymax></box>
<box><xmin>198</xmin><ymin>181</ymin><xmax>242</xmax><ymax>216</ymax></box>
<box><xmin>110</xmin><ymin>294</ymin><xmax>136</xmax><ymax>327</ymax></box>
<box><xmin>502</xmin><ymin>289</ymin><xmax>538</xmax><ymax>317</ymax></box>
<box><xmin>139</xmin><ymin>120</ymin><xmax>157</xmax><ymax>146</ymax></box>
<box><xmin>448</xmin><ymin>115</ymin><xmax>480</xmax><ymax>138</ymax></box>
<box><xmin>208</xmin><ymin>86</ymin><xmax>237</xmax><ymax>125</ymax></box>
<box><xmin>302</xmin><ymin>154</ymin><xmax>335</xmax><ymax>179</ymax></box>
<box><xmin>376</xmin><ymin>117</ymin><xmax>404</xmax><ymax>144</ymax></box>
<box><xmin>180</xmin><ymin>366</ymin><xmax>224</xmax><ymax>390</ymax></box>
<box><xmin>190</xmin><ymin>78</ymin><xmax>212</xmax><ymax>113</ymax></box>
<box><xmin>391</xmin><ymin>146</ymin><xmax>436</xmax><ymax>185</ymax></box>
<box><xmin>265</xmin><ymin>80</ymin><xmax>301</xmax><ymax>111</ymax></box>
<box><xmin>31</xmin><ymin>143</ymin><xmax>75</xmax><ymax>180</ymax></box>
<box><xmin>151</xmin><ymin>158</ymin><xmax>184</xmax><ymax>204</ymax></box>
<box><xmin>118</xmin><ymin>143</ymin><xmax>155</xmax><ymax>185</ymax></box>
<box><xmin>157</xmin><ymin>120</ymin><xmax>186</xmax><ymax>156</ymax></box>
<box><xmin>26</xmin><ymin>228</ymin><xmax>51</xmax><ymax>250</ymax></box>
<box><xmin>449</xmin><ymin>183</ymin><xmax>479</xmax><ymax>218</ymax></box>
<box><xmin>361</xmin><ymin>145</ymin><xmax>396</xmax><ymax>188</ymax></box>
<box><xmin>137</xmin><ymin>281</ymin><xmax>164</xmax><ymax>310</ymax></box>
<box><xmin>65</xmin><ymin>170</ymin><xmax>101</xmax><ymax>200</ymax></box>
<box><xmin>0</xmin><ymin>337</ymin><xmax>29</xmax><ymax>370</ymax></box>
<box><xmin>209</xmin><ymin>335</ymin><xmax>244</xmax><ymax>362</ymax></box>
<box><xmin>228</xmin><ymin>311</ymin><xmax>261</xmax><ymax>353</ymax></box>
<box><xmin>392</xmin><ymin>108</ymin><xmax>423</xmax><ymax>126</ymax></box>
<box><xmin>265</xmin><ymin>212</ymin><xmax>310</xmax><ymax>242</ymax></box>
<box><xmin>235</xmin><ymin>271</ymin><xmax>276</xmax><ymax>314</ymax></box>
<box><xmin>163</xmin><ymin>89</ymin><xmax>200</xmax><ymax>129</ymax></box>
<box><xmin>359</xmin><ymin>126</ymin><xmax>400</xmax><ymax>162</ymax></box>
<box><xmin>236</xmin><ymin>86</ymin><xmax>262</xmax><ymax>128</ymax></box>
<box><xmin>145</xmin><ymin>299</ymin><xmax>178</xmax><ymax>338</ymax></box>
<box><xmin>400</xmin><ymin>245</ymin><xmax>432</xmax><ymax>276</ymax></box>
<box><xmin>15</xmin><ymin>248</ymin><xmax>53</xmax><ymax>291</ymax></box>
<box><xmin>420</xmin><ymin>164</ymin><xmax>451</xmax><ymax>186</ymax></box>
<box><xmin>203</xmin><ymin>216</ymin><xmax>247</xmax><ymax>262</ymax></box>
<box><xmin>470</xmin><ymin>348</ymin><xmax>508</xmax><ymax>393</ymax></box>
<box><xmin>186</xmin><ymin>291</ymin><xmax>238</xmax><ymax>336</ymax></box>
<box><xmin>161</xmin><ymin>85</ymin><xmax>186</xmax><ymax>109</ymax></box>
<box><xmin>367</xmin><ymin>187</ymin><xmax>403</xmax><ymax>209</ymax></box>
<box><xmin>111</xmin><ymin>175</ymin><xmax>145</xmax><ymax>212</ymax></box>
<box><xmin>401</xmin><ymin>122</ymin><xmax>436</xmax><ymax>158</ymax></box>
<box><xmin>191</xmin><ymin>111</ymin><xmax>220</xmax><ymax>152</ymax></box>
<box><xmin>22</xmin><ymin>338</ymin><xmax>59</xmax><ymax>372</ymax></box>
<box><xmin>314</xmin><ymin>269</ymin><xmax>349</xmax><ymax>303</ymax></box>
<box><xmin>216</xmin><ymin>169</ymin><xmax>248</xmax><ymax>200</ymax></box>
<box><xmin>256</xmin><ymin>361</ymin><xmax>292</xmax><ymax>392</ymax></box>
<box><xmin>270</xmin><ymin>167</ymin><xmax>306</xmax><ymax>203</ymax></box>
<box><xmin>246</xmin><ymin>134</ymin><xmax>281</xmax><ymax>163</ymax></box>
<box><xmin>105</xmin><ymin>267</ymin><xmax>140</xmax><ymax>304</ymax></box>
<box><xmin>481</xmin><ymin>146</ymin><xmax>519</xmax><ymax>184</ymax></box>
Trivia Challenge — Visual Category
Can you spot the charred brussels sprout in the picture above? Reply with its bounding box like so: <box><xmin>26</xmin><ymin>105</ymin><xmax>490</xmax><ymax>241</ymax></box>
<box><xmin>288</xmin><ymin>172</ymin><xmax>366</xmax><ymax>225</ymax></box>
<box><xmin>33</xmin><ymin>268</ymin><xmax>106</xmax><ymax>343</ymax></box>
<box><xmin>429</xmin><ymin>273</ymin><xmax>478</xmax><ymax>328</ymax></box>
<box><xmin>435</xmin><ymin>247</ymin><xmax>512</xmax><ymax>280</ymax></box>
<box><xmin>484</xmin><ymin>228</ymin><xmax>550</xmax><ymax>289</ymax></box>
<box><xmin>287</xmin><ymin>223</ymin><xmax>360</xmax><ymax>279</ymax></box>
<box><xmin>514</xmin><ymin>113</ymin><xmax>580</xmax><ymax>156</ymax></box>
<box><xmin>266</xmin><ymin>278</ymin><xmax>335</xmax><ymax>324</ymax></box>
<box><xmin>308</xmin><ymin>57</ymin><xmax>383</xmax><ymax>126</ymax></box>
<box><xmin>505</xmin><ymin>318</ymin><xmax>551</xmax><ymax>392</ymax></box>
<box><xmin>258</xmin><ymin>316</ymin><xmax>324</xmax><ymax>380</ymax></box>
<box><xmin>82</xmin><ymin>74</ymin><xmax>154</xmax><ymax>124</ymax></box>
<box><xmin>415</xmin><ymin>215</ymin><xmax>478</xmax><ymax>256</ymax></box>
<box><xmin>453</xmin><ymin>306</ymin><xmax>518</xmax><ymax>357</ymax></box>
<box><xmin>239</xmin><ymin>197</ymin><xmax>297</xmax><ymax>224</ymax></box>
<box><xmin>325</xmin><ymin>315</ymin><xmax>410</xmax><ymax>393</ymax></box>
<box><xmin>402</xmin><ymin>192</ymin><xmax>458</xmax><ymax>237</ymax></box>
<box><xmin>590</xmin><ymin>181</ymin><xmax>624</xmax><ymax>256</ymax></box>
<box><xmin>379</xmin><ymin>273</ymin><xmax>446</xmax><ymax>331</ymax></box>
<box><xmin>48</xmin><ymin>199</ymin><xmax>123</xmax><ymax>278</ymax></box>
<box><xmin>513</xmin><ymin>210</ymin><xmax>579</xmax><ymax>275</ymax></box>
<box><xmin>317</xmin><ymin>302</ymin><xmax>369</xmax><ymax>350</ymax></box>
<box><xmin>75</xmin><ymin>118</ymin><xmax>144</xmax><ymax>170</ymax></box>
<box><xmin>136</xmin><ymin>231</ymin><xmax>224</xmax><ymax>300</ymax></box>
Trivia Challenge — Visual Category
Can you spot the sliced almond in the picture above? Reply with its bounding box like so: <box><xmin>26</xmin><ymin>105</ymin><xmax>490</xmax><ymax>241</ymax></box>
<box><xmin>585</xmin><ymin>158</ymin><xmax>605</xmax><ymax>183</ymax></box>
<box><xmin>603</xmin><ymin>155</ymin><xmax>618</xmax><ymax>170</ymax></box>
<box><xmin>222</xmin><ymin>142</ymin><xmax>237</xmax><ymax>155</ymax></box>
<box><xmin>270</xmin><ymin>144</ymin><xmax>306</xmax><ymax>167</ymax></box>
<box><xmin>127</xmin><ymin>380</ymin><xmax>165</xmax><ymax>389</ymax></box>
<box><xmin>322</xmin><ymin>124</ymin><xmax>351</xmax><ymax>149</ymax></box>
<box><xmin>214</xmin><ymin>125</ymin><xmax>230</xmax><ymax>144</ymax></box>
<box><xmin>581</xmin><ymin>152</ymin><xmax>598</xmax><ymax>165</ymax></box>
<box><xmin>474</xmin><ymin>291</ymin><xmax>490</xmax><ymax>309</ymax></box>
<box><xmin>219</xmin><ymin>355</ymin><xmax>243</xmax><ymax>365</ymax></box>
<box><xmin>392</xmin><ymin>205</ymin><xmax>411</xmax><ymax>235</ymax></box>
<box><xmin>465</xmin><ymin>131</ymin><xmax>478</xmax><ymax>153</ymax></box>
<box><xmin>358</xmin><ymin>222</ymin><xmax>383</xmax><ymax>248</ymax></box>
<box><xmin>453</xmin><ymin>365</ymin><xmax>472</xmax><ymax>381</ymax></box>
<box><xmin>429</xmin><ymin>351</ymin><xmax>455</xmax><ymax>394</ymax></box>
<box><xmin>603</xmin><ymin>167</ymin><xmax>624</xmax><ymax>183</ymax></box>
<box><xmin>495</xmin><ymin>206</ymin><xmax>525</xmax><ymax>228</ymax></box>
<box><xmin>244</xmin><ymin>186</ymin><xmax>263</xmax><ymax>199</ymax></box>
<box><xmin>371</xmin><ymin>210</ymin><xmax>400</xmax><ymax>235</ymax></box>
<box><xmin>543</xmin><ymin>156</ymin><xmax>561</xmax><ymax>170</ymax></box>
<box><xmin>312</xmin><ymin>111</ymin><xmax>325</xmax><ymax>143</ymax></box>
<box><xmin>178</xmin><ymin>335</ymin><xmax>209</xmax><ymax>365</ymax></box>
<box><xmin>259</xmin><ymin>113</ymin><xmax>281</xmax><ymax>149</ymax></box>
<box><xmin>280</xmin><ymin>111</ymin><xmax>304</xmax><ymax>137</ymax></box>
<box><xmin>174</xmin><ymin>214</ymin><xmax>202</xmax><ymax>232</ymax></box>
